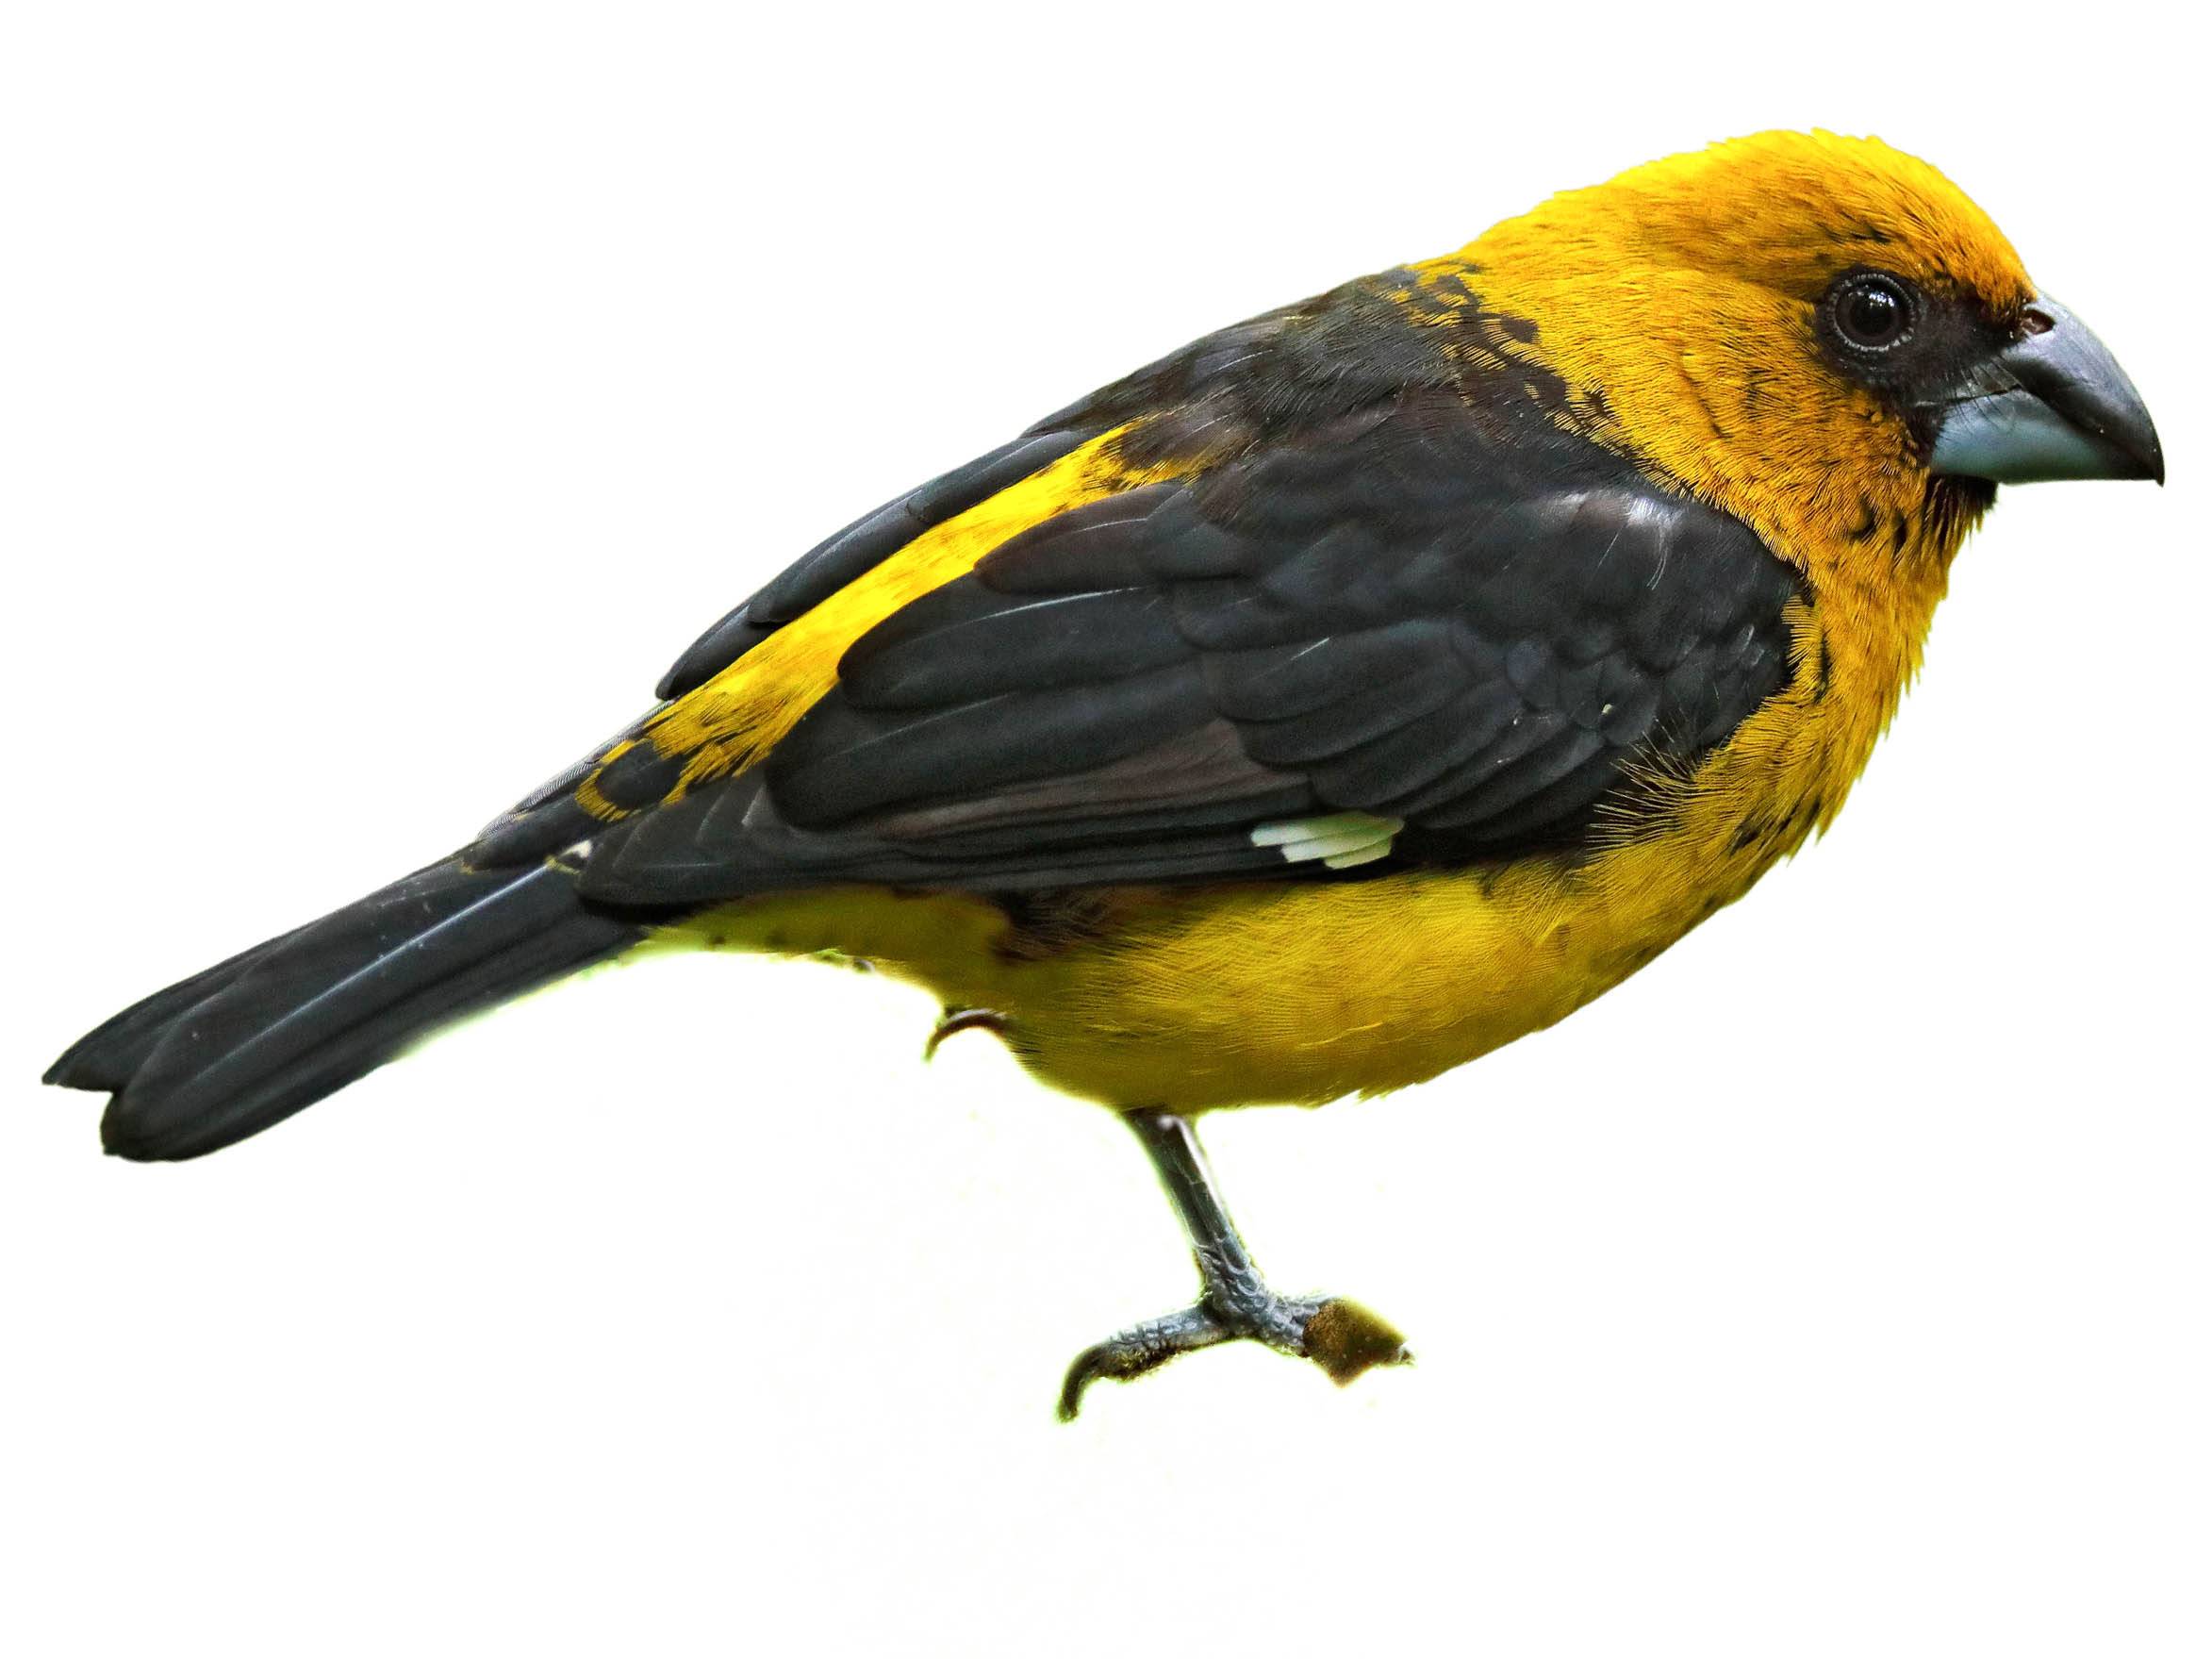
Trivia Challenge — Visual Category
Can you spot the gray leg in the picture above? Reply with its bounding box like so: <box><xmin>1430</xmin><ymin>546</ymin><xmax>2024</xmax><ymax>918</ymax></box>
<box><xmin>1057</xmin><ymin>1111</ymin><xmax>1411</xmax><ymax>1419</ymax></box>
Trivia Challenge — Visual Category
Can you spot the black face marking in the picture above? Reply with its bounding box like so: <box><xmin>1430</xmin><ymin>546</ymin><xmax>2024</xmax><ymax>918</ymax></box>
<box><xmin>1814</xmin><ymin>265</ymin><xmax>2018</xmax><ymax>452</ymax></box>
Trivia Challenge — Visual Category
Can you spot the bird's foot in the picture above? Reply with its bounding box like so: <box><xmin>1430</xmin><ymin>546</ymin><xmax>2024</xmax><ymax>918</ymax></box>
<box><xmin>1057</xmin><ymin>1275</ymin><xmax>1409</xmax><ymax>1420</ymax></box>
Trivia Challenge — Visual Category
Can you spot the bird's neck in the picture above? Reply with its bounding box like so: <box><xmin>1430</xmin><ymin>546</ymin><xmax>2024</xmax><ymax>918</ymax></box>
<box><xmin>1798</xmin><ymin>479</ymin><xmax>1986</xmax><ymax>758</ymax></box>
<box><xmin>1718</xmin><ymin>501</ymin><xmax>1977</xmax><ymax>862</ymax></box>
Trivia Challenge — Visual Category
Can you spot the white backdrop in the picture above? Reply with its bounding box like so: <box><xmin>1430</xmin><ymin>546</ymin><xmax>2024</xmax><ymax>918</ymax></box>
<box><xmin>4</xmin><ymin>4</ymin><xmax>2204</xmax><ymax>1654</ymax></box>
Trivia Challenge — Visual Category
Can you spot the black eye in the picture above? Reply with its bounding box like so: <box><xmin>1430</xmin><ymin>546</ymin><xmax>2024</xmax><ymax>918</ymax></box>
<box><xmin>1833</xmin><ymin>274</ymin><xmax>1915</xmax><ymax>351</ymax></box>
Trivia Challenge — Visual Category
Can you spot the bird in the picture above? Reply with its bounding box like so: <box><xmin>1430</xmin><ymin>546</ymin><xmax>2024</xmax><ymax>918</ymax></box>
<box><xmin>45</xmin><ymin>130</ymin><xmax>2163</xmax><ymax>1418</ymax></box>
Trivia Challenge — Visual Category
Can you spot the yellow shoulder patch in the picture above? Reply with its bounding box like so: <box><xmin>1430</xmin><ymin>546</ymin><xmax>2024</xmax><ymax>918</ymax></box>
<box><xmin>607</xmin><ymin>425</ymin><xmax>1193</xmax><ymax>806</ymax></box>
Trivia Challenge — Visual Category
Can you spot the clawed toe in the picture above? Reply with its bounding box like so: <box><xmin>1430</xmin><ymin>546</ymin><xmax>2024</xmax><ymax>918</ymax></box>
<box><xmin>1056</xmin><ymin>1292</ymin><xmax>1410</xmax><ymax>1419</ymax></box>
<box><xmin>1057</xmin><ymin>1304</ymin><xmax>1228</xmax><ymax>1420</ymax></box>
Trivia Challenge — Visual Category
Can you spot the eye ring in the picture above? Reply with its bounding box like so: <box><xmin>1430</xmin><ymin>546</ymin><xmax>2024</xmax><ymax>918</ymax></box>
<box><xmin>1829</xmin><ymin>271</ymin><xmax>1918</xmax><ymax>353</ymax></box>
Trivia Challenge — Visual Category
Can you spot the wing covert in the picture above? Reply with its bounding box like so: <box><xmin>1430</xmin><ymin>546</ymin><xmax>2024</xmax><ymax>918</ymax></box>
<box><xmin>652</xmin><ymin>426</ymin><xmax>1096</xmax><ymax>703</ymax></box>
<box><xmin>581</xmin><ymin>385</ymin><xmax>1804</xmax><ymax>904</ymax></box>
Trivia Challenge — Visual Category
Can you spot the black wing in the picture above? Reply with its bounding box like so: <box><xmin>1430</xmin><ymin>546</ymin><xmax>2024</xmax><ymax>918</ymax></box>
<box><xmin>582</xmin><ymin>373</ymin><xmax>1802</xmax><ymax>904</ymax></box>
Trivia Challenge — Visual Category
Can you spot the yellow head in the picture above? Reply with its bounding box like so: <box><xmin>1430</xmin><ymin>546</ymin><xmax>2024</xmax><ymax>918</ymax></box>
<box><xmin>1458</xmin><ymin>130</ymin><xmax>2157</xmax><ymax>567</ymax></box>
<box><xmin>1512</xmin><ymin>130</ymin><xmax>2033</xmax><ymax>312</ymax></box>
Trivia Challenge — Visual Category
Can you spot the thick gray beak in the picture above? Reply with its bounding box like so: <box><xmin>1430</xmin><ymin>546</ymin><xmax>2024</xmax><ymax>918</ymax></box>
<box><xmin>1929</xmin><ymin>298</ymin><xmax>2164</xmax><ymax>485</ymax></box>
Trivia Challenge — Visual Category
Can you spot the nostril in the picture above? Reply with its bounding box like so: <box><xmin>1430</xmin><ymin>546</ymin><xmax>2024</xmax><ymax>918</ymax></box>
<box><xmin>2021</xmin><ymin>305</ymin><xmax>2056</xmax><ymax>337</ymax></box>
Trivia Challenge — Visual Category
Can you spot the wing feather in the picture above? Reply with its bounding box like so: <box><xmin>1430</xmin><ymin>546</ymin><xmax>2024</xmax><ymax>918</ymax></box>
<box><xmin>470</xmin><ymin>263</ymin><xmax>1806</xmax><ymax>904</ymax></box>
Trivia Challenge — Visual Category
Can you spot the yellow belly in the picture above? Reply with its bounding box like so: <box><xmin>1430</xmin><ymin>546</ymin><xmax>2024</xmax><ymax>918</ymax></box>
<box><xmin>654</xmin><ymin>801</ymin><xmax>1791</xmax><ymax>1112</ymax></box>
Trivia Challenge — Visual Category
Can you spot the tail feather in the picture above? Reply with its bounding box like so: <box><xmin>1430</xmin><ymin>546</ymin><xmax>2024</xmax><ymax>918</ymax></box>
<box><xmin>48</xmin><ymin>859</ymin><xmax>645</xmax><ymax>1162</ymax></box>
<box><xmin>45</xmin><ymin>930</ymin><xmax>301</xmax><ymax>1093</ymax></box>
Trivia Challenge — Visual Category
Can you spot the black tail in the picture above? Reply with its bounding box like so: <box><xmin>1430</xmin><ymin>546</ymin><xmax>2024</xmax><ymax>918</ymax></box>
<box><xmin>45</xmin><ymin>859</ymin><xmax>644</xmax><ymax>1161</ymax></box>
